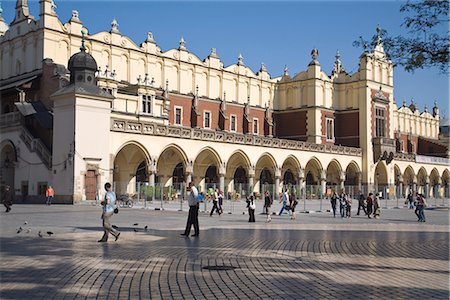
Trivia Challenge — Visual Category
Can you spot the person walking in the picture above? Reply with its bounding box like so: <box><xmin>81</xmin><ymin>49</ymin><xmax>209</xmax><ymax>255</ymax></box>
<box><xmin>98</xmin><ymin>182</ymin><xmax>120</xmax><ymax>242</ymax></box>
<box><xmin>407</xmin><ymin>193</ymin><xmax>414</xmax><ymax>209</ymax></box>
<box><xmin>3</xmin><ymin>185</ymin><xmax>14</xmax><ymax>213</ymax></box>
<box><xmin>356</xmin><ymin>191</ymin><xmax>367</xmax><ymax>216</ymax></box>
<box><xmin>366</xmin><ymin>193</ymin><xmax>374</xmax><ymax>219</ymax></box>
<box><xmin>181</xmin><ymin>182</ymin><xmax>199</xmax><ymax>237</ymax></box>
<box><xmin>264</xmin><ymin>191</ymin><xmax>273</xmax><ymax>222</ymax></box>
<box><xmin>46</xmin><ymin>185</ymin><xmax>55</xmax><ymax>205</ymax></box>
<box><xmin>339</xmin><ymin>191</ymin><xmax>347</xmax><ymax>218</ymax></box>
<box><xmin>248</xmin><ymin>195</ymin><xmax>256</xmax><ymax>222</ymax></box>
<box><xmin>346</xmin><ymin>193</ymin><xmax>352</xmax><ymax>218</ymax></box>
<box><xmin>416</xmin><ymin>193</ymin><xmax>427</xmax><ymax>222</ymax></box>
<box><xmin>289</xmin><ymin>193</ymin><xmax>298</xmax><ymax>220</ymax></box>
<box><xmin>330</xmin><ymin>192</ymin><xmax>338</xmax><ymax>218</ymax></box>
<box><xmin>278</xmin><ymin>189</ymin><xmax>290</xmax><ymax>216</ymax></box>
<box><xmin>210</xmin><ymin>188</ymin><xmax>220</xmax><ymax>216</ymax></box>
<box><xmin>373</xmin><ymin>193</ymin><xmax>381</xmax><ymax>219</ymax></box>
<box><xmin>218</xmin><ymin>190</ymin><xmax>224</xmax><ymax>215</ymax></box>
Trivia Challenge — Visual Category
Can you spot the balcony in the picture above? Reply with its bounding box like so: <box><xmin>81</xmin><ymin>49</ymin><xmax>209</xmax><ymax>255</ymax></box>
<box><xmin>372</xmin><ymin>137</ymin><xmax>396</xmax><ymax>163</ymax></box>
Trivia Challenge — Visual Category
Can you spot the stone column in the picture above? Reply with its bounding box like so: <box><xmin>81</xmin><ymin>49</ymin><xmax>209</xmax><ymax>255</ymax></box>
<box><xmin>275</xmin><ymin>167</ymin><xmax>281</xmax><ymax>196</ymax></box>
<box><xmin>412</xmin><ymin>175</ymin><xmax>417</xmax><ymax>194</ymax></box>
<box><xmin>298</xmin><ymin>168</ymin><xmax>305</xmax><ymax>199</ymax></box>
<box><xmin>424</xmin><ymin>176</ymin><xmax>430</xmax><ymax>198</ymax></box>
<box><xmin>320</xmin><ymin>170</ymin><xmax>327</xmax><ymax>199</ymax></box>
<box><xmin>357</xmin><ymin>172</ymin><xmax>362</xmax><ymax>193</ymax></box>
<box><xmin>248</xmin><ymin>166</ymin><xmax>255</xmax><ymax>195</ymax></box>
<box><xmin>398</xmin><ymin>175</ymin><xmax>403</xmax><ymax>199</ymax></box>
<box><xmin>437</xmin><ymin>178</ymin><xmax>442</xmax><ymax>198</ymax></box>
<box><xmin>339</xmin><ymin>171</ymin><xmax>346</xmax><ymax>192</ymax></box>
<box><xmin>219</xmin><ymin>162</ymin><xmax>226</xmax><ymax>193</ymax></box>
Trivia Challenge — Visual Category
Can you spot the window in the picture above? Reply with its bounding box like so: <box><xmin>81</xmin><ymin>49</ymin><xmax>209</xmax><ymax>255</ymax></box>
<box><xmin>375</xmin><ymin>107</ymin><xmax>386</xmax><ymax>137</ymax></box>
<box><xmin>204</xmin><ymin>111</ymin><xmax>211</xmax><ymax>129</ymax></box>
<box><xmin>37</xmin><ymin>182</ymin><xmax>48</xmax><ymax>196</ymax></box>
<box><xmin>174</xmin><ymin>107</ymin><xmax>182</xmax><ymax>125</ymax></box>
<box><xmin>230</xmin><ymin>115</ymin><xmax>236</xmax><ymax>132</ymax></box>
<box><xmin>102</xmin><ymin>88</ymin><xmax>113</xmax><ymax>95</ymax></box>
<box><xmin>326</xmin><ymin>118</ymin><xmax>334</xmax><ymax>141</ymax></box>
<box><xmin>141</xmin><ymin>95</ymin><xmax>152</xmax><ymax>114</ymax></box>
<box><xmin>399</xmin><ymin>140</ymin><xmax>404</xmax><ymax>152</ymax></box>
<box><xmin>253</xmin><ymin>118</ymin><xmax>259</xmax><ymax>135</ymax></box>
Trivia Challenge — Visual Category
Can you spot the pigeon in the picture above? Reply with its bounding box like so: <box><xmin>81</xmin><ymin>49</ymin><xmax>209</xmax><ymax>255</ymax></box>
<box><xmin>16</xmin><ymin>227</ymin><xmax>23</xmax><ymax>234</ymax></box>
<box><xmin>144</xmin><ymin>225</ymin><xmax>148</xmax><ymax>231</ymax></box>
<box><xmin>46</xmin><ymin>231</ymin><xmax>54</xmax><ymax>236</ymax></box>
<box><xmin>133</xmin><ymin>223</ymin><xmax>139</xmax><ymax>226</ymax></box>
<box><xmin>133</xmin><ymin>228</ymin><xmax>138</xmax><ymax>232</ymax></box>
<box><xmin>38</xmin><ymin>231</ymin><xmax>43</xmax><ymax>238</ymax></box>
<box><xmin>25</xmin><ymin>228</ymin><xmax>31</xmax><ymax>233</ymax></box>
<box><xmin>112</xmin><ymin>225</ymin><xmax>119</xmax><ymax>230</ymax></box>
<box><xmin>24</xmin><ymin>221</ymin><xmax>28</xmax><ymax>225</ymax></box>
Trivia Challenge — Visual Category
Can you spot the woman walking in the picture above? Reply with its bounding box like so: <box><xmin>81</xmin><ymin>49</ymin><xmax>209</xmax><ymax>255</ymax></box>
<box><xmin>264</xmin><ymin>191</ymin><xmax>273</xmax><ymax>222</ymax></box>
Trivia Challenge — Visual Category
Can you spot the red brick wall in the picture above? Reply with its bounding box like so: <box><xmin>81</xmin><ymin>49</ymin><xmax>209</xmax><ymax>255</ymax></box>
<box><xmin>273</xmin><ymin>110</ymin><xmax>307</xmax><ymax>141</ymax></box>
<box><xmin>169</xmin><ymin>95</ymin><xmax>192</xmax><ymax>127</ymax></box>
<box><xmin>335</xmin><ymin>111</ymin><xmax>360</xmax><ymax>147</ymax></box>
<box><xmin>418</xmin><ymin>137</ymin><xmax>448</xmax><ymax>157</ymax></box>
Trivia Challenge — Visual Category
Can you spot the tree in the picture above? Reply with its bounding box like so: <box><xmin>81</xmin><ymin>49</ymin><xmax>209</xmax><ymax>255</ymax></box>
<box><xmin>353</xmin><ymin>0</ymin><xmax>449</xmax><ymax>74</ymax></box>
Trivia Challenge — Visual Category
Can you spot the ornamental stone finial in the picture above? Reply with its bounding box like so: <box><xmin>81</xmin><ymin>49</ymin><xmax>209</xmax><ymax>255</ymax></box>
<box><xmin>309</xmin><ymin>48</ymin><xmax>320</xmax><ymax>66</ymax></box>
<box><xmin>283</xmin><ymin>65</ymin><xmax>289</xmax><ymax>76</ymax></box>
<box><xmin>179</xmin><ymin>36</ymin><xmax>186</xmax><ymax>50</ymax></box>
<box><xmin>237</xmin><ymin>53</ymin><xmax>244</xmax><ymax>66</ymax></box>
<box><xmin>111</xmin><ymin>18</ymin><xmax>119</xmax><ymax>33</ymax></box>
<box><xmin>209</xmin><ymin>47</ymin><xmax>219</xmax><ymax>58</ymax></box>
<box><xmin>146</xmin><ymin>32</ymin><xmax>155</xmax><ymax>43</ymax></box>
<box><xmin>260</xmin><ymin>62</ymin><xmax>267</xmax><ymax>72</ymax></box>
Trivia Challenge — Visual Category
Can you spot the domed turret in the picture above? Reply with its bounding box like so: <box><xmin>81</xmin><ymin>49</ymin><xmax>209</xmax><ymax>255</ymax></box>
<box><xmin>68</xmin><ymin>31</ymin><xmax>97</xmax><ymax>85</ymax></box>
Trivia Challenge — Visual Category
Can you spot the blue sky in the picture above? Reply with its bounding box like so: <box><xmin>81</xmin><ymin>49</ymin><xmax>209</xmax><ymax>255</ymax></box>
<box><xmin>2</xmin><ymin>0</ymin><xmax>449</xmax><ymax>117</ymax></box>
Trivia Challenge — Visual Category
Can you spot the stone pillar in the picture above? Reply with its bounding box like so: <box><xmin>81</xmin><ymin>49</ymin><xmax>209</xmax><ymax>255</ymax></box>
<box><xmin>320</xmin><ymin>170</ymin><xmax>327</xmax><ymax>199</ymax></box>
<box><xmin>412</xmin><ymin>175</ymin><xmax>417</xmax><ymax>194</ymax></box>
<box><xmin>248</xmin><ymin>166</ymin><xmax>255</xmax><ymax>195</ymax></box>
<box><xmin>339</xmin><ymin>171</ymin><xmax>346</xmax><ymax>192</ymax></box>
<box><xmin>298</xmin><ymin>168</ymin><xmax>305</xmax><ymax>199</ymax></box>
<box><xmin>357</xmin><ymin>172</ymin><xmax>362</xmax><ymax>193</ymax></box>
<box><xmin>398</xmin><ymin>175</ymin><xmax>403</xmax><ymax>199</ymax></box>
<box><xmin>424</xmin><ymin>176</ymin><xmax>430</xmax><ymax>198</ymax></box>
<box><xmin>275</xmin><ymin>167</ymin><xmax>281</xmax><ymax>195</ymax></box>
<box><xmin>437</xmin><ymin>178</ymin><xmax>442</xmax><ymax>198</ymax></box>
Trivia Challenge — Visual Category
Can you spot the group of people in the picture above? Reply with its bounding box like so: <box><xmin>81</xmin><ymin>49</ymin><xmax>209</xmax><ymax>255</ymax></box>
<box><xmin>330</xmin><ymin>191</ymin><xmax>382</xmax><ymax>219</ymax></box>
<box><xmin>407</xmin><ymin>192</ymin><xmax>428</xmax><ymax>222</ymax></box>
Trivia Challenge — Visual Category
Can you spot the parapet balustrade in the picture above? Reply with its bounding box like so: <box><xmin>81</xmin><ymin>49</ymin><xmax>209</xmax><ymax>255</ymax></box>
<box><xmin>111</xmin><ymin>118</ymin><xmax>363</xmax><ymax>156</ymax></box>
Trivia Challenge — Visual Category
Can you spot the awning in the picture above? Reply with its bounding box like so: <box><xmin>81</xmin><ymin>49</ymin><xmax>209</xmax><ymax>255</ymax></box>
<box><xmin>0</xmin><ymin>75</ymin><xmax>37</xmax><ymax>91</ymax></box>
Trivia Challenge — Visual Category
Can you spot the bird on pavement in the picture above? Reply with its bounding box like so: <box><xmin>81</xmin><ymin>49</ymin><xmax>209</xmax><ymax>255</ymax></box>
<box><xmin>38</xmin><ymin>231</ymin><xmax>43</xmax><ymax>238</ymax></box>
<box><xmin>144</xmin><ymin>225</ymin><xmax>148</xmax><ymax>231</ymax></box>
<box><xmin>133</xmin><ymin>223</ymin><xmax>138</xmax><ymax>226</ymax></box>
<box><xmin>112</xmin><ymin>225</ymin><xmax>119</xmax><ymax>230</ymax></box>
<box><xmin>47</xmin><ymin>231</ymin><xmax>54</xmax><ymax>236</ymax></box>
<box><xmin>133</xmin><ymin>228</ymin><xmax>138</xmax><ymax>232</ymax></box>
<box><xmin>24</xmin><ymin>221</ymin><xmax>28</xmax><ymax>225</ymax></box>
<box><xmin>16</xmin><ymin>227</ymin><xmax>23</xmax><ymax>234</ymax></box>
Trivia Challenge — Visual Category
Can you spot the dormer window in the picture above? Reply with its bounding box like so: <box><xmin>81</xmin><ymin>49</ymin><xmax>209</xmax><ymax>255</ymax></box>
<box><xmin>204</xmin><ymin>111</ymin><xmax>211</xmax><ymax>129</ymax></box>
<box><xmin>326</xmin><ymin>118</ymin><xmax>334</xmax><ymax>141</ymax></box>
<box><xmin>253</xmin><ymin>118</ymin><xmax>259</xmax><ymax>135</ymax></box>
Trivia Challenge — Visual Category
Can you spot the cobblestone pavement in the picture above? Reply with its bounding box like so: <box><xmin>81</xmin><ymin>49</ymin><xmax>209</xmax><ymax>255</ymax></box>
<box><xmin>1</xmin><ymin>205</ymin><xmax>449</xmax><ymax>299</ymax></box>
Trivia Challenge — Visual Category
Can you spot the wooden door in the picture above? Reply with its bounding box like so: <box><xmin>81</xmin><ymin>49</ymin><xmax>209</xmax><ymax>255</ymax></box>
<box><xmin>85</xmin><ymin>170</ymin><xmax>97</xmax><ymax>200</ymax></box>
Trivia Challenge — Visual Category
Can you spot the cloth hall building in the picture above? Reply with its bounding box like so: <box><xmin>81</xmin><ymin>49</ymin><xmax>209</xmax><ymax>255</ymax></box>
<box><xmin>0</xmin><ymin>0</ymin><xmax>449</xmax><ymax>203</ymax></box>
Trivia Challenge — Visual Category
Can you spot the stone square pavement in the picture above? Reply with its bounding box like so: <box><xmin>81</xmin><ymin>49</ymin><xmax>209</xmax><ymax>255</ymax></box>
<box><xmin>0</xmin><ymin>204</ymin><xmax>449</xmax><ymax>299</ymax></box>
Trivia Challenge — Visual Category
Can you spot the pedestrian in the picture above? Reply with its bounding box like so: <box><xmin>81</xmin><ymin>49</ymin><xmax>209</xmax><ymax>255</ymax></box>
<box><xmin>3</xmin><ymin>185</ymin><xmax>14</xmax><ymax>213</ymax></box>
<box><xmin>407</xmin><ymin>193</ymin><xmax>414</xmax><ymax>209</ymax></box>
<box><xmin>248</xmin><ymin>195</ymin><xmax>256</xmax><ymax>222</ymax></box>
<box><xmin>373</xmin><ymin>193</ymin><xmax>381</xmax><ymax>219</ymax></box>
<box><xmin>264</xmin><ymin>190</ymin><xmax>272</xmax><ymax>222</ymax></box>
<box><xmin>218</xmin><ymin>190</ymin><xmax>224</xmax><ymax>215</ymax></box>
<box><xmin>330</xmin><ymin>191</ymin><xmax>338</xmax><ymax>217</ymax></box>
<box><xmin>366</xmin><ymin>193</ymin><xmax>374</xmax><ymax>219</ymax></box>
<box><xmin>339</xmin><ymin>191</ymin><xmax>347</xmax><ymax>218</ymax></box>
<box><xmin>346</xmin><ymin>193</ymin><xmax>352</xmax><ymax>218</ymax></box>
<box><xmin>46</xmin><ymin>185</ymin><xmax>55</xmax><ymax>205</ymax></box>
<box><xmin>289</xmin><ymin>193</ymin><xmax>298</xmax><ymax>220</ymax></box>
<box><xmin>210</xmin><ymin>188</ymin><xmax>220</xmax><ymax>216</ymax></box>
<box><xmin>98</xmin><ymin>182</ymin><xmax>120</xmax><ymax>242</ymax></box>
<box><xmin>278</xmin><ymin>189</ymin><xmax>290</xmax><ymax>216</ymax></box>
<box><xmin>416</xmin><ymin>193</ymin><xmax>427</xmax><ymax>222</ymax></box>
<box><xmin>356</xmin><ymin>191</ymin><xmax>367</xmax><ymax>216</ymax></box>
<box><xmin>181</xmin><ymin>182</ymin><xmax>199</xmax><ymax>237</ymax></box>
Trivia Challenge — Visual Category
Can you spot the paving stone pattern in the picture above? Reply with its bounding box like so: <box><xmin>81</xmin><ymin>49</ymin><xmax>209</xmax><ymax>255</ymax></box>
<box><xmin>1</xmin><ymin>205</ymin><xmax>449</xmax><ymax>299</ymax></box>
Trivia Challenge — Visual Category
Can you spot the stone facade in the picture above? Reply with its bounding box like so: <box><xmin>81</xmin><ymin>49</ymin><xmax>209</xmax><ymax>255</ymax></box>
<box><xmin>0</xmin><ymin>0</ymin><xmax>448</xmax><ymax>203</ymax></box>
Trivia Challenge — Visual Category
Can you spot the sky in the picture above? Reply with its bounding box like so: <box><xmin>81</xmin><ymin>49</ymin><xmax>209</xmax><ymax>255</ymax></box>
<box><xmin>2</xmin><ymin>0</ymin><xmax>449</xmax><ymax>118</ymax></box>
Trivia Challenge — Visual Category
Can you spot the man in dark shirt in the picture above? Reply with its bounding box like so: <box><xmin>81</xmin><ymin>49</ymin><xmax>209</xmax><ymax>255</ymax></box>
<box><xmin>356</xmin><ymin>191</ymin><xmax>367</xmax><ymax>216</ymax></box>
<box><xmin>3</xmin><ymin>185</ymin><xmax>14</xmax><ymax>213</ymax></box>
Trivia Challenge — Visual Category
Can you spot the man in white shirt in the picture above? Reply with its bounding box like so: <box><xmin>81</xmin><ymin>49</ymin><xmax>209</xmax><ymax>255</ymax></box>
<box><xmin>181</xmin><ymin>182</ymin><xmax>199</xmax><ymax>237</ymax></box>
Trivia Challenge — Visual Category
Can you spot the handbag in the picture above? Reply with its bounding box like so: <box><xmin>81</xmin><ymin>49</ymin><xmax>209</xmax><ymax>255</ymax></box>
<box><xmin>249</xmin><ymin>202</ymin><xmax>256</xmax><ymax>210</ymax></box>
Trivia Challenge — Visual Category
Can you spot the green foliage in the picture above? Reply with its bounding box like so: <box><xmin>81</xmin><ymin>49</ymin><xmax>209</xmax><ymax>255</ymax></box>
<box><xmin>353</xmin><ymin>0</ymin><xmax>449</xmax><ymax>73</ymax></box>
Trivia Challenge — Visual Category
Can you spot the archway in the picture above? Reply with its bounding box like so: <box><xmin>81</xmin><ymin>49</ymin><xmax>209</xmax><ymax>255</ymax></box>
<box><xmin>403</xmin><ymin>166</ymin><xmax>415</xmax><ymax>196</ymax></box>
<box><xmin>393</xmin><ymin>164</ymin><xmax>402</xmax><ymax>198</ymax></box>
<box><xmin>417</xmin><ymin>167</ymin><xmax>428</xmax><ymax>196</ymax></box>
<box><xmin>304</xmin><ymin>158</ymin><xmax>323</xmax><ymax>199</ymax></box>
<box><xmin>281</xmin><ymin>155</ymin><xmax>301</xmax><ymax>195</ymax></box>
<box><xmin>255</xmin><ymin>153</ymin><xmax>277</xmax><ymax>194</ymax></box>
<box><xmin>226</xmin><ymin>151</ymin><xmax>251</xmax><ymax>198</ymax></box>
<box><xmin>326</xmin><ymin>160</ymin><xmax>342</xmax><ymax>196</ymax></box>
<box><xmin>345</xmin><ymin>161</ymin><xmax>360</xmax><ymax>197</ymax></box>
<box><xmin>0</xmin><ymin>141</ymin><xmax>17</xmax><ymax>195</ymax></box>
<box><xmin>193</xmin><ymin>147</ymin><xmax>221</xmax><ymax>193</ymax></box>
<box><xmin>114</xmin><ymin>142</ymin><xmax>150</xmax><ymax>196</ymax></box>
<box><xmin>442</xmin><ymin>170</ymin><xmax>450</xmax><ymax>199</ymax></box>
<box><xmin>374</xmin><ymin>162</ymin><xmax>388</xmax><ymax>198</ymax></box>
<box><xmin>429</xmin><ymin>168</ymin><xmax>440</xmax><ymax>198</ymax></box>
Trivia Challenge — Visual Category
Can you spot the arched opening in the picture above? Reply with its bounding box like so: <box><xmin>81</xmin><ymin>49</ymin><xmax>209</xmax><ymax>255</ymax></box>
<box><xmin>260</xmin><ymin>168</ymin><xmax>274</xmax><ymax>196</ymax></box>
<box><xmin>442</xmin><ymin>170</ymin><xmax>450</xmax><ymax>199</ymax></box>
<box><xmin>205</xmin><ymin>165</ymin><xmax>218</xmax><ymax>191</ymax></box>
<box><xmin>403</xmin><ymin>166</ymin><xmax>415</xmax><ymax>196</ymax></box>
<box><xmin>394</xmin><ymin>165</ymin><xmax>403</xmax><ymax>198</ymax></box>
<box><xmin>226</xmin><ymin>151</ymin><xmax>250</xmax><ymax>199</ymax></box>
<box><xmin>172</xmin><ymin>162</ymin><xmax>185</xmax><ymax>188</ymax></box>
<box><xmin>417</xmin><ymin>167</ymin><xmax>428</xmax><ymax>196</ymax></box>
<box><xmin>344</xmin><ymin>162</ymin><xmax>360</xmax><ymax>197</ymax></box>
<box><xmin>326</xmin><ymin>160</ymin><xmax>342</xmax><ymax>196</ymax></box>
<box><xmin>429</xmin><ymin>168</ymin><xmax>440</xmax><ymax>198</ymax></box>
<box><xmin>304</xmin><ymin>158</ymin><xmax>322</xmax><ymax>199</ymax></box>
<box><xmin>0</xmin><ymin>142</ymin><xmax>17</xmax><ymax>195</ymax></box>
<box><xmin>193</xmin><ymin>147</ymin><xmax>221</xmax><ymax>193</ymax></box>
<box><xmin>374</xmin><ymin>162</ymin><xmax>388</xmax><ymax>198</ymax></box>
<box><xmin>255</xmin><ymin>153</ymin><xmax>276</xmax><ymax>195</ymax></box>
<box><xmin>281</xmin><ymin>156</ymin><xmax>301</xmax><ymax>195</ymax></box>
<box><xmin>157</xmin><ymin>145</ymin><xmax>188</xmax><ymax>200</ymax></box>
